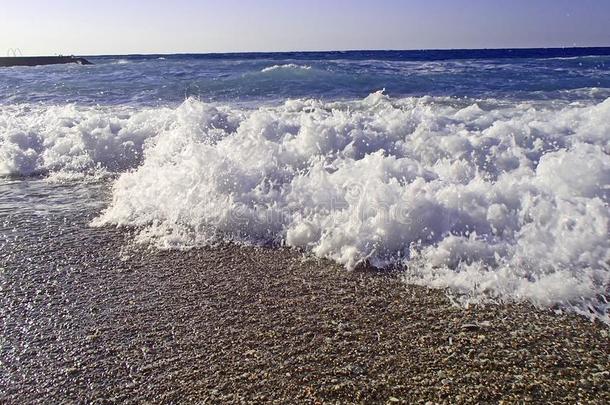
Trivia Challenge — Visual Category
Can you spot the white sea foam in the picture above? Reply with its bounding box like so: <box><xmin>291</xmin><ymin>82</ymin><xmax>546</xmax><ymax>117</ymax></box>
<box><xmin>0</xmin><ymin>104</ymin><xmax>174</xmax><ymax>177</ymax></box>
<box><xmin>260</xmin><ymin>63</ymin><xmax>312</xmax><ymax>73</ymax></box>
<box><xmin>2</xmin><ymin>93</ymin><xmax>608</xmax><ymax>319</ymax></box>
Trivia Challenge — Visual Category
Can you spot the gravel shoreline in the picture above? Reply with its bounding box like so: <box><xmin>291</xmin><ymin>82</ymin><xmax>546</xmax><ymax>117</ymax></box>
<box><xmin>1</xmin><ymin>184</ymin><xmax>609</xmax><ymax>403</ymax></box>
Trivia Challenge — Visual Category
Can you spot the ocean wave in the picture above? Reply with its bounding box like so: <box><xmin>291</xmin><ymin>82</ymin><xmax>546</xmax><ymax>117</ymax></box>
<box><xmin>2</xmin><ymin>93</ymin><xmax>609</xmax><ymax>319</ymax></box>
<box><xmin>260</xmin><ymin>63</ymin><xmax>312</xmax><ymax>73</ymax></box>
<box><xmin>0</xmin><ymin>104</ymin><xmax>173</xmax><ymax>177</ymax></box>
<box><xmin>87</xmin><ymin>92</ymin><xmax>610</xmax><ymax>321</ymax></box>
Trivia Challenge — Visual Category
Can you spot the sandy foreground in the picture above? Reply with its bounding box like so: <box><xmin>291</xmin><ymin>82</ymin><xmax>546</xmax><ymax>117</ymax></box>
<box><xmin>1</xmin><ymin>195</ymin><xmax>609</xmax><ymax>404</ymax></box>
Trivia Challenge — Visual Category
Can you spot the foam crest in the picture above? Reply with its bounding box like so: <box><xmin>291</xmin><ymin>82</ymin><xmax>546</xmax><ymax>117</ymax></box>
<box><xmin>260</xmin><ymin>64</ymin><xmax>312</xmax><ymax>73</ymax></box>
<box><xmin>91</xmin><ymin>93</ymin><xmax>610</xmax><ymax>319</ymax></box>
<box><xmin>0</xmin><ymin>101</ymin><xmax>240</xmax><ymax>177</ymax></box>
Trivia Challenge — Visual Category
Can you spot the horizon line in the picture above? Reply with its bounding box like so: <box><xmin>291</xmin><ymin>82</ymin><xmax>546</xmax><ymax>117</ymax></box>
<box><xmin>17</xmin><ymin>45</ymin><xmax>610</xmax><ymax>58</ymax></box>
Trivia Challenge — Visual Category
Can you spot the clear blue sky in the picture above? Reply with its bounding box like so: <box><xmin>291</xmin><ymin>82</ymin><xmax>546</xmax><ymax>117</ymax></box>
<box><xmin>1</xmin><ymin>0</ymin><xmax>609</xmax><ymax>55</ymax></box>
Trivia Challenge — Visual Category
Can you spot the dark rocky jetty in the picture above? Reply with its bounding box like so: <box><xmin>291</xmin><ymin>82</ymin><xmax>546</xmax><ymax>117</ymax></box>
<box><xmin>0</xmin><ymin>56</ymin><xmax>92</xmax><ymax>67</ymax></box>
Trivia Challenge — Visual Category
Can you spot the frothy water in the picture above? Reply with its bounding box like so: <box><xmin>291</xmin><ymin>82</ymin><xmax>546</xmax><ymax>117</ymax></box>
<box><xmin>1</xmin><ymin>49</ymin><xmax>609</xmax><ymax>321</ymax></box>
<box><xmin>260</xmin><ymin>64</ymin><xmax>312</xmax><ymax>73</ymax></box>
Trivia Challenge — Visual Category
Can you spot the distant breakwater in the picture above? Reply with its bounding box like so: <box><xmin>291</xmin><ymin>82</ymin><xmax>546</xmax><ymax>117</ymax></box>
<box><xmin>0</xmin><ymin>56</ymin><xmax>92</xmax><ymax>67</ymax></box>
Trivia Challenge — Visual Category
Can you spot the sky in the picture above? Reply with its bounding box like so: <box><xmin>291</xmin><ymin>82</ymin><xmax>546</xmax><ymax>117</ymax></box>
<box><xmin>1</xmin><ymin>0</ymin><xmax>609</xmax><ymax>56</ymax></box>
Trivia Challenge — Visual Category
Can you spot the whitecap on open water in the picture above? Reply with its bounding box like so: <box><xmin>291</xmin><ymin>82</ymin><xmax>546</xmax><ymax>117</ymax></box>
<box><xmin>1</xmin><ymin>49</ymin><xmax>609</xmax><ymax>322</ymax></box>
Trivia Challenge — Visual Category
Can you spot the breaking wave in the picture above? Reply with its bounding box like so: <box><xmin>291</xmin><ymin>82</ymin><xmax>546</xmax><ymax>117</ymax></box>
<box><xmin>260</xmin><ymin>63</ymin><xmax>312</xmax><ymax>73</ymax></box>
<box><xmin>0</xmin><ymin>104</ymin><xmax>174</xmax><ymax>178</ymax></box>
<box><xmin>2</xmin><ymin>92</ymin><xmax>609</xmax><ymax>319</ymax></box>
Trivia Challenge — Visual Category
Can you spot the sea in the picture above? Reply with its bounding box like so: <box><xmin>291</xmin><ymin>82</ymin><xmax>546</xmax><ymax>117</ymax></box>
<box><xmin>1</xmin><ymin>48</ymin><xmax>609</xmax><ymax>321</ymax></box>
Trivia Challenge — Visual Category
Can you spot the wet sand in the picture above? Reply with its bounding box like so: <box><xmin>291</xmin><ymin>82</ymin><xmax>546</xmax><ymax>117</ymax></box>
<box><xmin>1</xmin><ymin>182</ymin><xmax>609</xmax><ymax>404</ymax></box>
